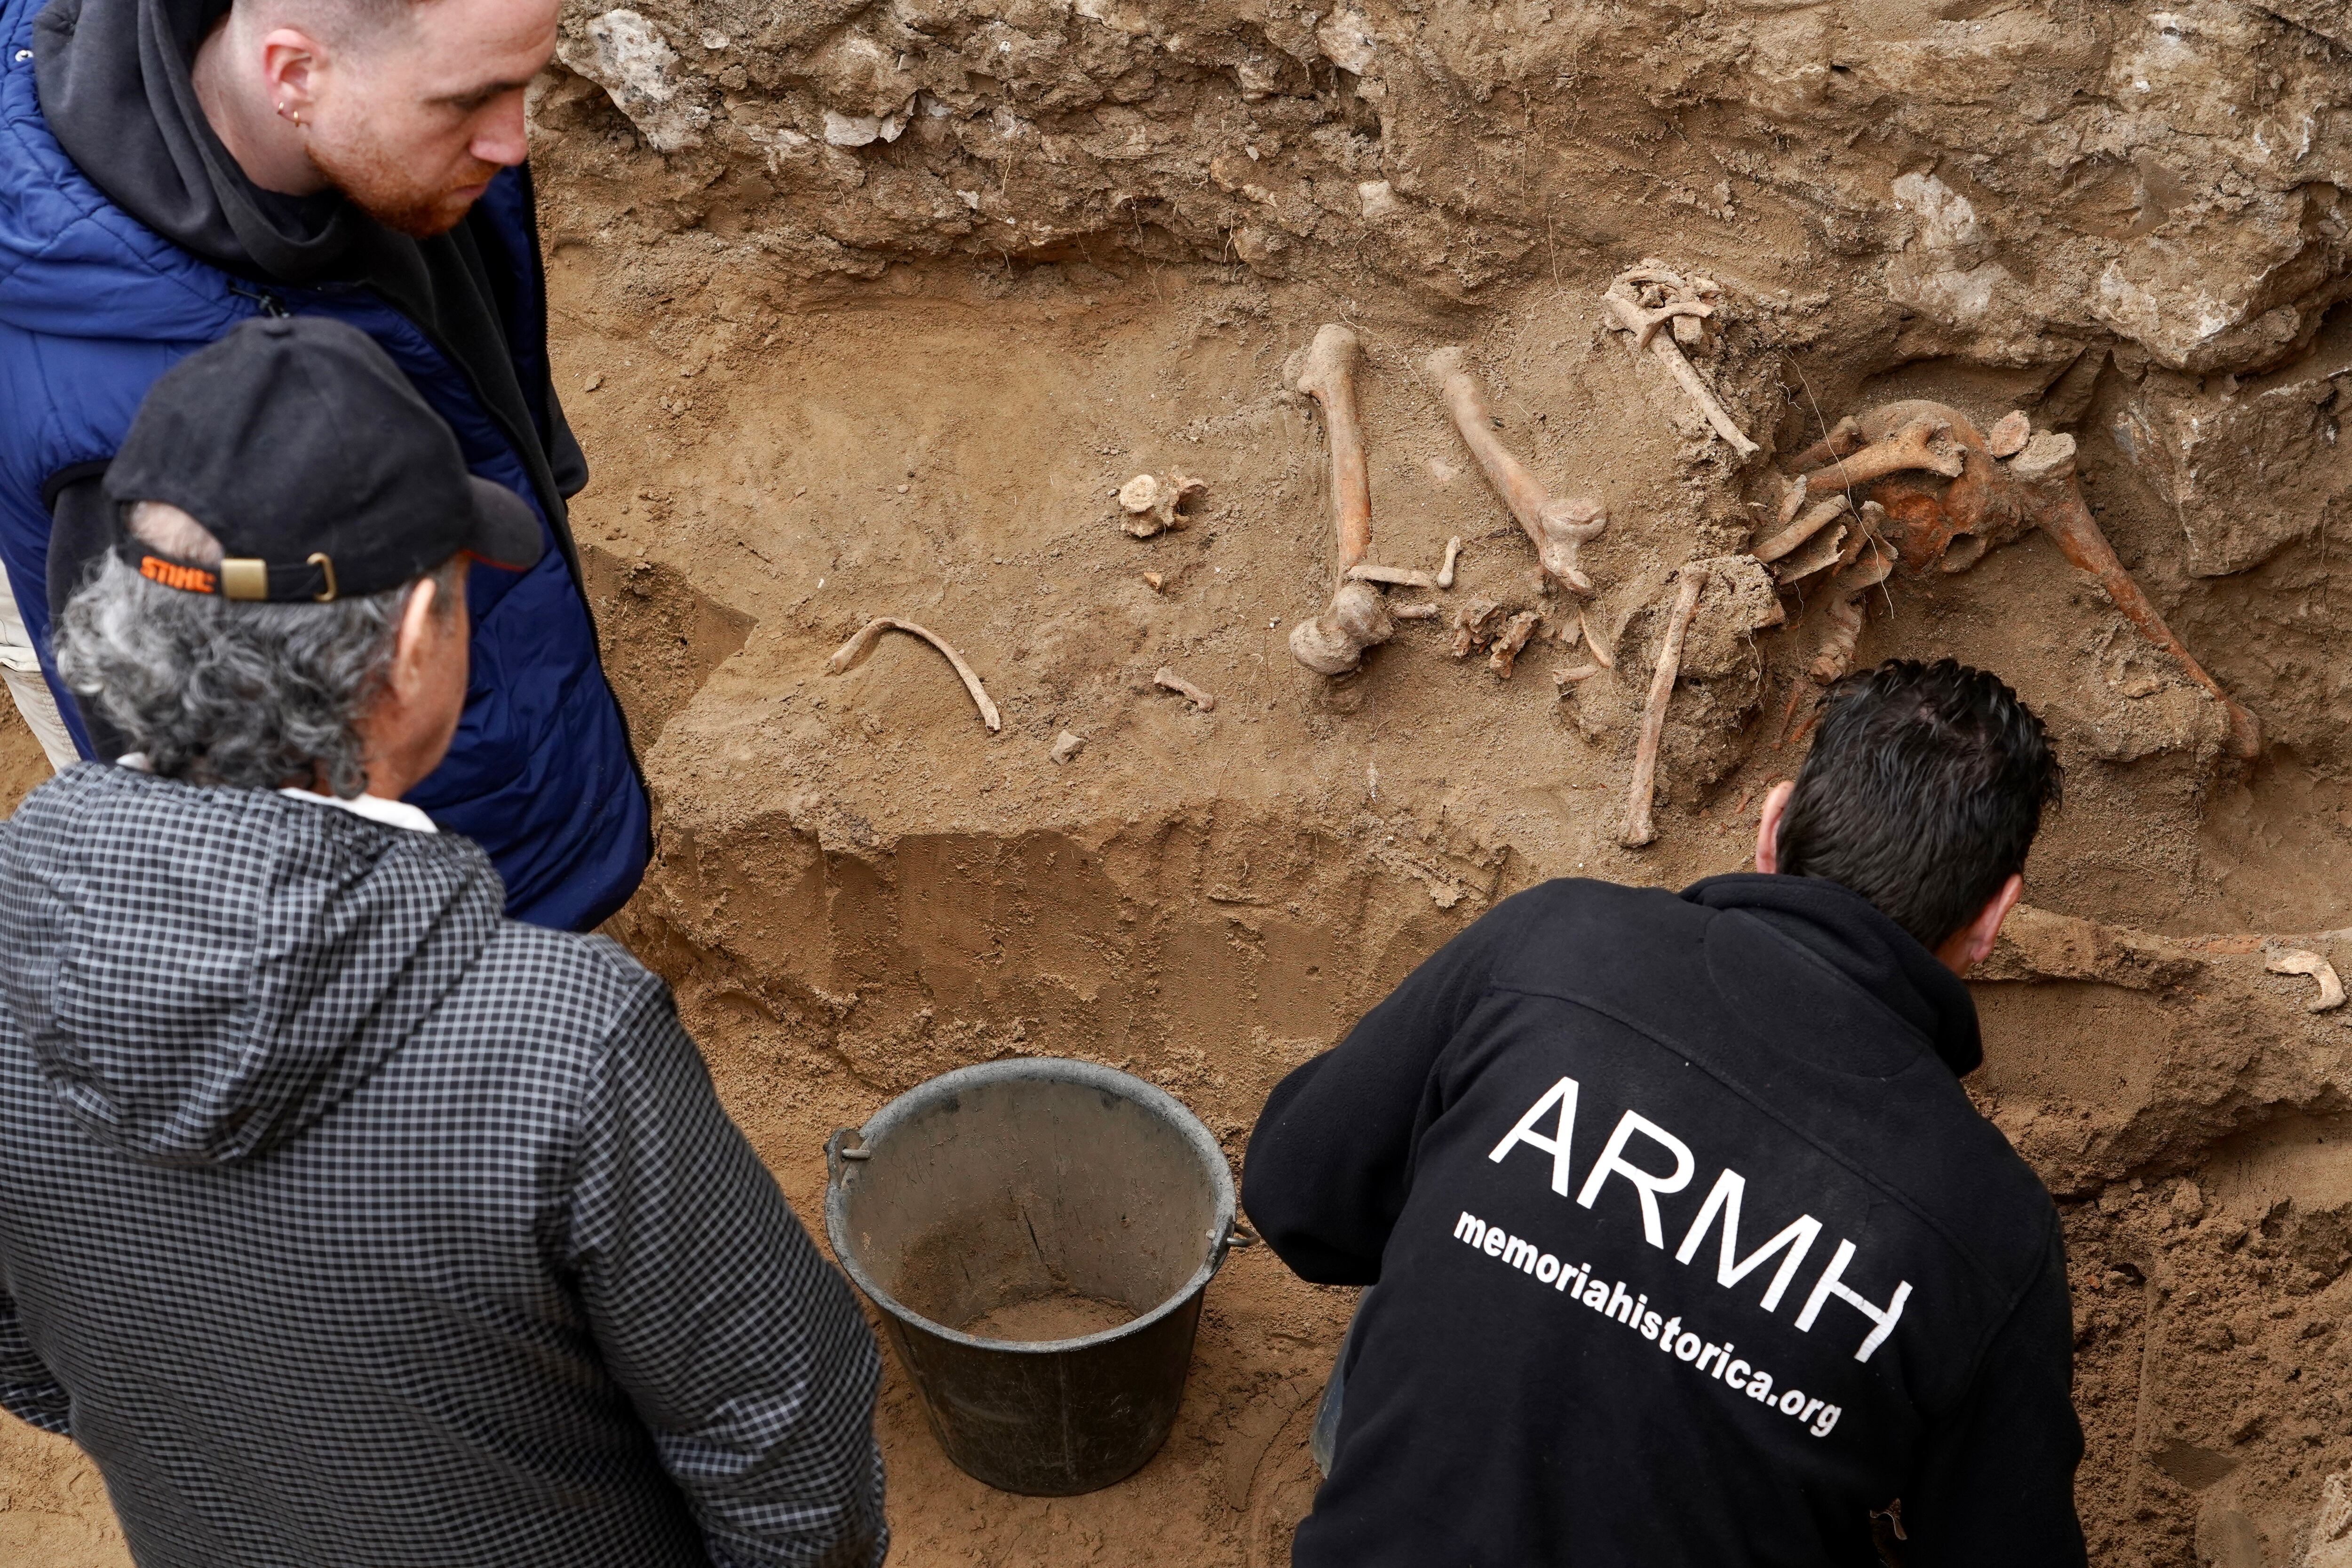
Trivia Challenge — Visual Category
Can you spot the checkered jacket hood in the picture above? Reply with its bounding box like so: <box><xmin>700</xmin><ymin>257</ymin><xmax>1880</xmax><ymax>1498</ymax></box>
<box><xmin>0</xmin><ymin>765</ymin><xmax>887</xmax><ymax>1568</ymax></box>
<box><xmin>0</xmin><ymin>764</ymin><xmax>501</xmax><ymax>1167</ymax></box>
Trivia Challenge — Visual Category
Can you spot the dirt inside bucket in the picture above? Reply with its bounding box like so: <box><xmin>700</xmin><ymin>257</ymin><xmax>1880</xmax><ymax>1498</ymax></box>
<box><xmin>963</xmin><ymin>1291</ymin><xmax>1141</xmax><ymax>1344</ymax></box>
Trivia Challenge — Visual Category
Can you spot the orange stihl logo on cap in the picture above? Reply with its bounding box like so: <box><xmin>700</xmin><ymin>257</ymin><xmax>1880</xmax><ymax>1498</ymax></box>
<box><xmin>139</xmin><ymin>557</ymin><xmax>216</xmax><ymax>595</ymax></box>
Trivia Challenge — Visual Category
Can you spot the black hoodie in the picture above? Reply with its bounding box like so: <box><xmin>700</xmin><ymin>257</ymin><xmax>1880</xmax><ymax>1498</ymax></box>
<box><xmin>1243</xmin><ymin>875</ymin><xmax>2085</xmax><ymax>1568</ymax></box>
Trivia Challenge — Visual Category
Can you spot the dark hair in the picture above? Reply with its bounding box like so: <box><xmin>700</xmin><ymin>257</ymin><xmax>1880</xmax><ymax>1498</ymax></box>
<box><xmin>1775</xmin><ymin>659</ymin><xmax>2061</xmax><ymax>950</ymax></box>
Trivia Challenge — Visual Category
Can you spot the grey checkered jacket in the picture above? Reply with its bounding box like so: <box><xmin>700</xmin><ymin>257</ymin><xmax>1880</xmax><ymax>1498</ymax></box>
<box><xmin>0</xmin><ymin>764</ymin><xmax>886</xmax><ymax>1568</ymax></box>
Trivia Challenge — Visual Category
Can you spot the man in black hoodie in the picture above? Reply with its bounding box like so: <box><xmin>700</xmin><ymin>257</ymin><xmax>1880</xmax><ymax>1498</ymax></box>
<box><xmin>1244</xmin><ymin>659</ymin><xmax>2085</xmax><ymax>1567</ymax></box>
<box><xmin>2</xmin><ymin>0</ymin><xmax>649</xmax><ymax>930</ymax></box>
<box><xmin>0</xmin><ymin>318</ymin><xmax>885</xmax><ymax>1566</ymax></box>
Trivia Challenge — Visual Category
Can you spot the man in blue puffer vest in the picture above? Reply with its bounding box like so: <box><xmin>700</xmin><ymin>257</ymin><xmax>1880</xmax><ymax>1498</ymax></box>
<box><xmin>0</xmin><ymin>0</ymin><xmax>648</xmax><ymax>930</ymax></box>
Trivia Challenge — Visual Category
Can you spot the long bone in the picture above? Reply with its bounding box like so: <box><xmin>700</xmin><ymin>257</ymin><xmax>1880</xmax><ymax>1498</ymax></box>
<box><xmin>1601</xmin><ymin>267</ymin><xmax>1760</xmax><ymax>459</ymax></box>
<box><xmin>1827</xmin><ymin>398</ymin><xmax>2260</xmax><ymax>760</ymax></box>
<box><xmin>1620</xmin><ymin>565</ymin><xmax>1710</xmax><ymax>848</ymax></box>
<box><xmin>1425</xmin><ymin>347</ymin><xmax>1610</xmax><ymax>595</ymax></box>
<box><xmin>1798</xmin><ymin>416</ymin><xmax>1964</xmax><ymax>492</ymax></box>
<box><xmin>1289</xmin><ymin>325</ymin><xmax>1395</xmax><ymax>675</ymax></box>
<box><xmin>1752</xmin><ymin>493</ymin><xmax>1853</xmax><ymax>565</ymax></box>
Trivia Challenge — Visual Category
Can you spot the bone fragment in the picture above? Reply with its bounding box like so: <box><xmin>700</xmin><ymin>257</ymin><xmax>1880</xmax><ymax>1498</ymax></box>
<box><xmin>1347</xmin><ymin>563</ymin><xmax>1441</xmax><ymax>590</ymax></box>
<box><xmin>1154</xmin><ymin>667</ymin><xmax>1217</xmax><ymax>712</ymax></box>
<box><xmin>1553</xmin><ymin>663</ymin><xmax>1602</xmax><ymax>685</ymax></box>
<box><xmin>825</xmin><ymin>617</ymin><xmax>1003</xmax><ymax>732</ymax></box>
<box><xmin>2007</xmin><ymin>429</ymin><xmax>2077</xmax><ymax>485</ymax></box>
<box><xmin>1799</xmin><ymin>417</ymin><xmax>1964</xmax><ymax>490</ymax></box>
<box><xmin>1120</xmin><ymin>472</ymin><xmax>1206</xmax><ymax>539</ymax></box>
<box><xmin>1772</xmin><ymin>523</ymin><xmax>1849</xmax><ymax>586</ymax></box>
<box><xmin>1810</xmin><ymin>537</ymin><xmax>1897</xmax><ymax>685</ymax></box>
<box><xmin>1393</xmin><ymin>601</ymin><xmax>1442</xmax><ymax>620</ymax></box>
<box><xmin>1580</xmin><ymin>604</ymin><xmax>1616</xmax><ymax>669</ymax></box>
<box><xmin>1290</xmin><ymin>581</ymin><xmax>1394</xmax><ymax>676</ymax></box>
<box><xmin>2266</xmin><ymin>948</ymin><xmax>2346</xmax><ymax>1012</ymax></box>
<box><xmin>1295</xmin><ymin>325</ymin><xmax>1371</xmax><ymax>572</ymax></box>
<box><xmin>1787</xmin><ymin>418</ymin><xmax>1864</xmax><ymax>475</ymax></box>
<box><xmin>1487</xmin><ymin>610</ymin><xmax>1542</xmax><ymax>679</ymax></box>
<box><xmin>1142</xmin><ymin>572</ymin><xmax>1164</xmax><ymax>592</ymax></box>
<box><xmin>1600</xmin><ymin>274</ymin><xmax>1760</xmax><ymax>459</ymax></box>
<box><xmin>1049</xmin><ymin>729</ymin><xmax>1085</xmax><ymax>764</ymax></box>
<box><xmin>1425</xmin><ymin>347</ymin><xmax>1611</xmax><ymax>594</ymax></box>
<box><xmin>1621</xmin><ymin>566</ymin><xmax>1711</xmax><ymax>848</ymax></box>
<box><xmin>1449</xmin><ymin>597</ymin><xmax>1505</xmax><ymax>658</ymax></box>
<box><xmin>1437</xmin><ymin>535</ymin><xmax>1464</xmax><ymax>589</ymax></box>
<box><xmin>1752</xmin><ymin>493</ymin><xmax>1853</xmax><ymax>564</ymax></box>
<box><xmin>1986</xmin><ymin>411</ymin><xmax>2032</xmax><ymax>459</ymax></box>
<box><xmin>1774</xmin><ymin>473</ymin><xmax>1809</xmax><ymax>529</ymax></box>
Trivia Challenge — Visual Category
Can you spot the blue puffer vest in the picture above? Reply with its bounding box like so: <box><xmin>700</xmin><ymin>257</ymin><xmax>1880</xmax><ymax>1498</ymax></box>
<box><xmin>0</xmin><ymin>0</ymin><xmax>648</xmax><ymax>931</ymax></box>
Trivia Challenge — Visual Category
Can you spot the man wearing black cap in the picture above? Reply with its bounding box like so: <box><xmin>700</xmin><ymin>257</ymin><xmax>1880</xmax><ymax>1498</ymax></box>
<box><xmin>0</xmin><ymin>0</ymin><xmax>647</xmax><ymax>931</ymax></box>
<box><xmin>1244</xmin><ymin>659</ymin><xmax>2085</xmax><ymax>1567</ymax></box>
<box><xmin>0</xmin><ymin>317</ymin><xmax>889</xmax><ymax>1568</ymax></box>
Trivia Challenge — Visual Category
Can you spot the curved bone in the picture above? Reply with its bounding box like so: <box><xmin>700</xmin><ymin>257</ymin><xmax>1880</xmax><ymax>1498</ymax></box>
<box><xmin>1295</xmin><ymin>325</ymin><xmax>1371</xmax><ymax>573</ymax></box>
<box><xmin>1289</xmin><ymin>581</ymin><xmax>1394</xmax><ymax>676</ymax></box>
<box><xmin>1810</xmin><ymin>538</ymin><xmax>1897</xmax><ymax>685</ymax></box>
<box><xmin>1752</xmin><ymin>493</ymin><xmax>1853</xmax><ymax>564</ymax></box>
<box><xmin>1154</xmin><ymin>667</ymin><xmax>1217</xmax><ymax>712</ymax></box>
<box><xmin>1799</xmin><ymin>417</ymin><xmax>1964</xmax><ymax>491</ymax></box>
<box><xmin>1621</xmin><ymin>566</ymin><xmax>1711</xmax><ymax>848</ymax></box>
<box><xmin>2266</xmin><ymin>948</ymin><xmax>2347</xmax><ymax>1013</ymax></box>
<box><xmin>1426</xmin><ymin>346</ymin><xmax>1610</xmax><ymax>595</ymax></box>
<box><xmin>825</xmin><ymin>617</ymin><xmax>1002</xmax><ymax>732</ymax></box>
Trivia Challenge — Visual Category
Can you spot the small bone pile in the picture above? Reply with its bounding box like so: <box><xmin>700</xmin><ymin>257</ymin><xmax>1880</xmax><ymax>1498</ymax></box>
<box><xmin>1117</xmin><ymin>471</ymin><xmax>1206</xmax><ymax>539</ymax></box>
<box><xmin>1601</xmin><ymin>263</ymin><xmax>1759</xmax><ymax>459</ymax></box>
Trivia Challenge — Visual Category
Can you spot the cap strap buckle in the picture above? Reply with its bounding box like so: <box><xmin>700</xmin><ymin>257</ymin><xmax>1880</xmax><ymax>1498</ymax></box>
<box><xmin>307</xmin><ymin>552</ymin><xmax>337</xmax><ymax>603</ymax></box>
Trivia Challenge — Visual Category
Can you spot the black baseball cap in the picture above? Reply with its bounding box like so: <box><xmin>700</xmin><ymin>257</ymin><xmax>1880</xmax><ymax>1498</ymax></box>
<box><xmin>103</xmin><ymin>316</ymin><xmax>544</xmax><ymax>603</ymax></box>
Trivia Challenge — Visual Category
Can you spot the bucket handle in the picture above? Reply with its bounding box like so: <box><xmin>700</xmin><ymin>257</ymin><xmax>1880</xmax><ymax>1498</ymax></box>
<box><xmin>824</xmin><ymin>1126</ymin><xmax>871</xmax><ymax>1188</ymax></box>
<box><xmin>1209</xmin><ymin>1216</ymin><xmax>1259</xmax><ymax>1273</ymax></box>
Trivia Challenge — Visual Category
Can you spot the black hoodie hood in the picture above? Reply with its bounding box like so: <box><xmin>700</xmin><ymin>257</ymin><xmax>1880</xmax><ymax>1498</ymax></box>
<box><xmin>33</xmin><ymin>0</ymin><xmax>356</xmax><ymax>280</ymax></box>
<box><xmin>0</xmin><ymin>764</ymin><xmax>502</xmax><ymax>1166</ymax></box>
<box><xmin>1682</xmin><ymin>871</ymin><xmax>1984</xmax><ymax>1076</ymax></box>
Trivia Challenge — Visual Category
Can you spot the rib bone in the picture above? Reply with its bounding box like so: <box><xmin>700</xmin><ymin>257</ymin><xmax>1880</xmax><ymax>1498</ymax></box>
<box><xmin>825</xmin><ymin>617</ymin><xmax>1002</xmax><ymax>732</ymax></box>
<box><xmin>2267</xmin><ymin>948</ymin><xmax>2347</xmax><ymax>1013</ymax></box>
<box><xmin>1620</xmin><ymin>566</ymin><xmax>1710</xmax><ymax>848</ymax></box>
<box><xmin>1752</xmin><ymin>493</ymin><xmax>1853</xmax><ymax>564</ymax></box>
<box><xmin>1425</xmin><ymin>346</ymin><xmax>1610</xmax><ymax>595</ymax></box>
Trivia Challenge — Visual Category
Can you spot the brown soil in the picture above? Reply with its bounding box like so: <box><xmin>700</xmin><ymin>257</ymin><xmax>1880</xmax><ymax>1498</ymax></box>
<box><xmin>6</xmin><ymin>1</ymin><xmax>2352</xmax><ymax>1563</ymax></box>
<box><xmin>963</xmin><ymin>1291</ymin><xmax>1140</xmax><ymax>1342</ymax></box>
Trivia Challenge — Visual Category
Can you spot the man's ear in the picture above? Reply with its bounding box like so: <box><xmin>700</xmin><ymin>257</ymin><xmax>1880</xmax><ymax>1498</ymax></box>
<box><xmin>258</xmin><ymin>28</ymin><xmax>329</xmax><ymax>123</ymax></box>
<box><xmin>386</xmin><ymin>575</ymin><xmax>442</xmax><ymax>702</ymax></box>
<box><xmin>1936</xmin><ymin>872</ymin><xmax>2025</xmax><ymax>978</ymax></box>
<box><xmin>1753</xmin><ymin>780</ymin><xmax>1796</xmax><ymax>874</ymax></box>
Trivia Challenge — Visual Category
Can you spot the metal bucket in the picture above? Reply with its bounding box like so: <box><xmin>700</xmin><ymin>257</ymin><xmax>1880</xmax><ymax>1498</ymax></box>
<box><xmin>824</xmin><ymin>1058</ymin><xmax>1239</xmax><ymax>1496</ymax></box>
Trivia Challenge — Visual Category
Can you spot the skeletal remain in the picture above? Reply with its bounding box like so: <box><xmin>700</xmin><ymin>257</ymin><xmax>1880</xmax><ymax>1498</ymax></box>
<box><xmin>1049</xmin><ymin>729</ymin><xmax>1086</xmax><ymax>764</ymax></box>
<box><xmin>1393</xmin><ymin>601</ymin><xmax>1442</xmax><ymax>620</ymax></box>
<box><xmin>1118</xmin><ymin>472</ymin><xmax>1206</xmax><ymax>539</ymax></box>
<box><xmin>1486</xmin><ymin>611</ymin><xmax>1542</xmax><ymax>679</ymax></box>
<box><xmin>1437</xmin><ymin>536</ymin><xmax>1464</xmax><ymax>589</ymax></box>
<box><xmin>2265</xmin><ymin>947</ymin><xmax>2346</xmax><ymax>1013</ymax></box>
<box><xmin>1553</xmin><ymin>662</ymin><xmax>1602</xmax><ymax>685</ymax></box>
<box><xmin>825</xmin><ymin>617</ymin><xmax>1003</xmax><ymax>732</ymax></box>
<box><xmin>1787</xmin><ymin>418</ymin><xmax>1864</xmax><ymax>474</ymax></box>
<box><xmin>1449</xmin><ymin>597</ymin><xmax>1505</xmax><ymax>658</ymax></box>
<box><xmin>1580</xmin><ymin>604</ymin><xmax>1616</xmax><ymax>669</ymax></box>
<box><xmin>1154</xmin><ymin>667</ymin><xmax>1217</xmax><ymax>711</ymax></box>
<box><xmin>1798</xmin><ymin>416</ymin><xmax>1964</xmax><ymax>491</ymax></box>
<box><xmin>1809</xmin><ymin>536</ymin><xmax>1897</xmax><ymax>685</ymax></box>
<box><xmin>1985</xmin><ymin>411</ymin><xmax>2031</xmax><ymax>459</ymax></box>
<box><xmin>1621</xmin><ymin>565</ymin><xmax>1712</xmax><ymax>848</ymax></box>
<box><xmin>1347</xmin><ymin>563</ymin><xmax>1441</xmax><ymax>590</ymax></box>
<box><xmin>1831</xmin><ymin>399</ymin><xmax>2258</xmax><ymax>760</ymax></box>
<box><xmin>1425</xmin><ymin>347</ymin><xmax>1611</xmax><ymax>594</ymax></box>
<box><xmin>1291</xmin><ymin>581</ymin><xmax>1395</xmax><ymax>676</ymax></box>
<box><xmin>1771</xmin><ymin>521</ymin><xmax>1849</xmax><ymax>586</ymax></box>
<box><xmin>1752</xmin><ymin>493</ymin><xmax>1853</xmax><ymax>564</ymax></box>
<box><xmin>1773</xmin><ymin>472</ymin><xmax>1808</xmax><ymax>529</ymax></box>
<box><xmin>1142</xmin><ymin>571</ymin><xmax>1165</xmax><ymax>593</ymax></box>
<box><xmin>1290</xmin><ymin>325</ymin><xmax>1393</xmax><ymax>674</ymax></box>
<box><xmin>1601</xmin><ymin>265</ymin><xmax>1760</xmax><ymax>460</ymax></box>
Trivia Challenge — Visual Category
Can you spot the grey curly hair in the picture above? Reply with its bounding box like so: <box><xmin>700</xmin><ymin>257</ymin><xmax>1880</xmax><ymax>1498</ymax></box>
<box><xmin>56</xmin><ymin>502</ymin><xmax>462</xmax><ymax>798</ymax></box>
